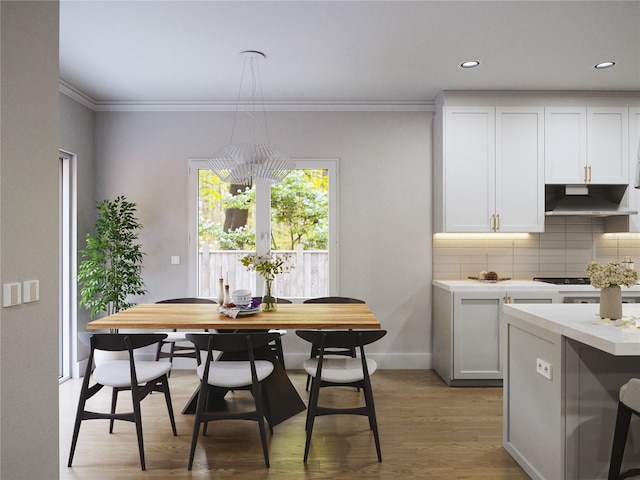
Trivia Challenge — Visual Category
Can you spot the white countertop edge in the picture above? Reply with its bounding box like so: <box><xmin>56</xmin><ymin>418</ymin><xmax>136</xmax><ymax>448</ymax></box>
<box><xmin>433</xmin><ymin>280</ymin><xmax>560</xmax><ymax>292</ymax></box>
<box><xmin>433</xmin><ymin>279</ymin><xmax>640</xmax><ymax>293</ymax></box>
<box><xmin>503</xmin><ymin>303</ymin><xmax>640</xmax><ymax>356</ymax></box>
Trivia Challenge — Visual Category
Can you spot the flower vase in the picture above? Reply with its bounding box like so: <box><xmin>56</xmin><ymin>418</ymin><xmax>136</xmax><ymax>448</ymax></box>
<box><xmin>262</xmin><ymin>277</ymin><xmax>277</xmax><ymax>312</ymax></box>
<box><xmin>600</xmin><ymin>285</ymin><xmax>622</xmax><ymax>320</ymax></box>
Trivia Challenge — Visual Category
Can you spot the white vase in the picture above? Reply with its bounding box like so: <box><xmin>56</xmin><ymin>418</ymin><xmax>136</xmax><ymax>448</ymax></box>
<box><xmin>600</xmin><ymin>285</ymin><xmax>622</xmax><ymax>320</ymax></box>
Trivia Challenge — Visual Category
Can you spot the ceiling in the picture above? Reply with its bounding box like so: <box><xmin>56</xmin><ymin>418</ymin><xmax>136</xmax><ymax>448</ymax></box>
<box><xmin>59</xmin><ymin>0</ymin><xmax>640</xmax><ymax>109</ymax></box>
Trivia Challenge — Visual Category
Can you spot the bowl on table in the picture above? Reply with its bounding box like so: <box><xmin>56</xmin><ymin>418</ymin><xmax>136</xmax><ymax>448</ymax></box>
<box><xmin>231</xmin><ymin>289</ymin><xmax>252</xmax><ymax>306</ymax></box>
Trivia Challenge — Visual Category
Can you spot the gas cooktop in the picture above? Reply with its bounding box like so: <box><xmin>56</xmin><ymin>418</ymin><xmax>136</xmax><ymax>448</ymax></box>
<box><xmin>533</xmin><ymin>277</ymin><xmax>591</xmax><ymax>285</ymax></box>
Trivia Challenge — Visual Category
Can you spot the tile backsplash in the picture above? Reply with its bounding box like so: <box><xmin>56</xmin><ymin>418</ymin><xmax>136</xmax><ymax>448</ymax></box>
<box><xmin>433</xmin><ymin>217</ymin><xmax>640</xmax><ymax>280</ymax></box>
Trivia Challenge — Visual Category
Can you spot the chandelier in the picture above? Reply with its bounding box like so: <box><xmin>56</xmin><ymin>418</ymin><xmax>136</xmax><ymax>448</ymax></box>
<box><xmin>209</xmin><ymin>50</ymin><xmax>294</xmax><ymax>185</ymax></box>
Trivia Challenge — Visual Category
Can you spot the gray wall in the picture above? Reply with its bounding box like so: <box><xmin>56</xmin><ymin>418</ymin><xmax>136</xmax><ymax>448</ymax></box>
<box><xmin>94</xmin><ymin>110</ymin><xmax>433</xmax><ymax>367</ymax></box>
<box><xmin>0</xmin><ymin>2</ymin><xmax>60</xmax><ymax>478</ymax></box>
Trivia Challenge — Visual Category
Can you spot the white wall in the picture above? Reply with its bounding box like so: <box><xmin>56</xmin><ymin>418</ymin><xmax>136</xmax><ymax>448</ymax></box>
<box><xmin>0</xmin><ymin>2</ymin><xmax>60</xmax><ymax>478</ymax></box>
<box><xmin>93</xmin><ymin>110</ymin><xmax>433</xmax><ymax>368</ymax></box>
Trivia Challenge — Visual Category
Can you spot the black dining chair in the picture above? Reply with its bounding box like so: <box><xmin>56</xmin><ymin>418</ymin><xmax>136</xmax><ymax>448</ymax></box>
<box><xmin>254</xmin><ymin>296</ymin><xmax>291</xmax><ymax>368</ymax></box>
<box><xmin>185</xmin><ymin>332</ymin><xmax>280</xmax><ymax>469</ymax></box>
<box><xmin>296</xmin><ymin>329</ymin><xmax>387</xmax><ymax>462</ymax></box>
<box><xmin>154</xmin><ymin>297</ymin><xmax>216</xmax><ymax>372</ymax></box>
<box><xmin>608</xmin><ymin>378</ymin><xmax>640</xmax><ymax>479</ymax></box>
<box><xmin>68</xmin><ymin>333</ymin><xmax>177</xmax><ymax>471</ymax></box>
<box><xmin>302</xmin><ymin>296</ymin><xmax>365</xmax><ymax>390</ymax></box>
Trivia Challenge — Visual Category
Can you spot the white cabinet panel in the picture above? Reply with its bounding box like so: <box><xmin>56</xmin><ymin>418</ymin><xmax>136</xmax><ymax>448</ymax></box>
<box><xmin>587</xmin><ymin>107</ymin><xmax>628</xmax><ymax>183</ymax></box>
<box><xmin>545</xmin><ymin>106</ymin><xmax>629</xmax><ymax>185</ymax></box>
<box><xmin>496</xmin><ymin>107</ymin><xmax>545</xmax><ymax>232</ymax></box>
<box><xmin>453</xmin><ymin>293</ymin><xmax>503</xmax><ymax>379</ymax></box>
<box><xmin>545</xmin><ymin>107</ymin><xmax>586</xmax><ymax>184</ymax></box>
<box><xmin>443</xmin><ymin>107</ymin><xmax>495</xmax><ymax>232</ymax></box>
<box><xmin>627</xmin><ymin>108</ymin><xmax>640</xmax><ymax>232</ymax></box>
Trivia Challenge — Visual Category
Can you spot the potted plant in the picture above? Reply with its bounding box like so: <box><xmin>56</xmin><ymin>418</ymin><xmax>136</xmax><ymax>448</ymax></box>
<box><xmin>586</xmin><ymin>260</ymin><xmax>638</xmax><ymax>320</ymax></box>
<box><xmin>78</xmin><ymin>196</ymin><xmax>147</xmax><ymax>321</ymax></box>
<box><xmin>239</xmin><ymin>252</ymin><xmax>293</xmax><ymax>311</ymax></box>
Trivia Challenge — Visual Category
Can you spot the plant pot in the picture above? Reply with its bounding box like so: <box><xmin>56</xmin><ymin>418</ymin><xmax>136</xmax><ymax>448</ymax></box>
<box><xmin>600</xmin><ymin>285</ymin><xmax>622</xmax><ymax>320</ymax></box>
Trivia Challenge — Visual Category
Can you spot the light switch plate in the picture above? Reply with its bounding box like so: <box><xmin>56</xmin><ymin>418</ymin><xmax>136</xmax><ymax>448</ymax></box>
<box><xmin>3</xmin><ymin>283</ymin><xmax>22</xmax><ymax>307</ymax></box>
<box><xmin>22</xmin><ymin>280</ymin><xmax>39</xmax><ymax>303</ymax></box>
<box><xmin>171</xmin><ymin>256</ymin><xmax>180</xmax><ymax>265</ymax></box>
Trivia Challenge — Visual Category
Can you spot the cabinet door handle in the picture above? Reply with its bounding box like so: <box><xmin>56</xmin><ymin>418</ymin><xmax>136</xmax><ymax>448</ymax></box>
<box><xmin>588</xmin><ymin>165</ymin><xmax>592</xmax><ymax>182</ymax></box>
<box><xmin>584</xmin><ymin>165</ymin><xmax>588</xmax><ymax>183</ymax></box>
<box><xmin>491</xmin><ymin>214</ymin><xmax>495</xmax><ymax>231</ymax></box>
<box><xmin>496</xmin><ymin>214</ymin><xmax>500</xmax><ymax>231</ymax></box>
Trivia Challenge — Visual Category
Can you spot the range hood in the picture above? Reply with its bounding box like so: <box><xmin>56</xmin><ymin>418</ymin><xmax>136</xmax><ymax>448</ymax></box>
<box><xmin>545</xmin><ymin>184</ymin><xmax>637</xmax><ymax>217</ymax></box>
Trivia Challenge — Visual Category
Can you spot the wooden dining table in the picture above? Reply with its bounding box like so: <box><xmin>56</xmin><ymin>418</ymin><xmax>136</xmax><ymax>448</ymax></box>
<box><xmin>86</xmin><ymin>302</ymin><xmax>382</xmax><ymax>331</ymax></box>
<box><xmin>87</xmin><ymin>302</ymin><xmax>382</xmax><ymax>425</ymax></box>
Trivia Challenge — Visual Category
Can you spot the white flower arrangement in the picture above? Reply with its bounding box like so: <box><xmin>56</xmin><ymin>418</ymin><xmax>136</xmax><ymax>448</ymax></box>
<box><xmin>585</xmin><ymin>261</ymin><xmax>638</xmax><ymax>289</ymax></box>
<box><xmin>239</xmin><ymin>252</ymin><xmax>293</xmax><ymax>280</ymax></box>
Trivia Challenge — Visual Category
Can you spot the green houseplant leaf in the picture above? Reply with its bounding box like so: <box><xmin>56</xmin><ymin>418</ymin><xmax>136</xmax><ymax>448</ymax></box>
<box><xmin>78</xmin><ymin>196</ymin><xmax>147</xmax><ymax>318</ymax></box>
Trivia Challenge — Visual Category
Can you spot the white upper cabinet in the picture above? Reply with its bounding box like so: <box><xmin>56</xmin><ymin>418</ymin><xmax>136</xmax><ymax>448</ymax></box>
<box><xmin>435</xmin><ymin>105</ymin><xmax>544</xmax><ymax>232</ymax></box>
<box><xmin>440</xmin><ymin>107</ymin><xmax>495</xmax><ymax>232</ymax></box>
<box><xmin>626</xmin><ymin>108</ymin><xmax>640</xmax><ymax>232</ymax></box>
<box><xmin>545</xmin><ymin>106</ymin><xmax>628</xmax><ymax>184</ymax></box>
<box><xmin>495</xmin><ymin>107</ymin><xmax>545</xmax><ymax>232</ymax></box>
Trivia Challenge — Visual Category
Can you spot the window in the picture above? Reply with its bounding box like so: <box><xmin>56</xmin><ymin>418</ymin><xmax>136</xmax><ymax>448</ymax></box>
<box><xmin>188</xmin><ymin>158</ymin><xmax>338</xmax><ymax>299</ymax></box>
<box><xmin>59</xmin><ymin>151</ymin><xmax>76</xmax><ymax>382</ymax></box>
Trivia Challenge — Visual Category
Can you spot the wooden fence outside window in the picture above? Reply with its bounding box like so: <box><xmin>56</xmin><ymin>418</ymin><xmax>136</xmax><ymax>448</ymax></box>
<box><xmin>199</xmin><ymin>245</ymin><xmax>329</xmax><ymax>299</ymax></box>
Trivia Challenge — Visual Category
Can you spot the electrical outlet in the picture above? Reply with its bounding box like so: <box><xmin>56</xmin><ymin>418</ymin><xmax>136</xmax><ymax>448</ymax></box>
<box><xmin>536</xmin><ymin>358</ymin><xmax>552</xmax><ymax>380</ymax></box>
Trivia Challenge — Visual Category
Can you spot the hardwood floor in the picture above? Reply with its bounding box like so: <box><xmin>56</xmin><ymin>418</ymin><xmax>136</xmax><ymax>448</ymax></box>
<box><xmin>60</xmin><ymin>369</ymin><xmax>529</xmax><ymax>479</ymax></box>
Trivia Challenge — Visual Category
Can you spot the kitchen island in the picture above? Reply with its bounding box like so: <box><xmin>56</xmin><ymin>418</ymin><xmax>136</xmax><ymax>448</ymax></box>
<box><xmin>503</xmin><ymin>303</ymin><xmax>640</xmax><ymax>480</ymax></box>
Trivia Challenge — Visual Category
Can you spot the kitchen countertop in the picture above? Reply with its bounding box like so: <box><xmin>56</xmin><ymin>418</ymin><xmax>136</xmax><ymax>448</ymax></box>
<box><xmin>503</xmin><ymin>303</ymin><xmax>640</xmax><ymax>356</ymax></box>
<box><xmin>433</xmin><ymin>279</ymin><xmax>640</xmax><ymax>293</ymax></box>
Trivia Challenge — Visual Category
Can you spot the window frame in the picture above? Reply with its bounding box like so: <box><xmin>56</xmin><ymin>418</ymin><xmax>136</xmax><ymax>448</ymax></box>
<box><xmin>187</xmin><ymin>157</ymin><xmax>339</xmax><ymax>298</ymax></box>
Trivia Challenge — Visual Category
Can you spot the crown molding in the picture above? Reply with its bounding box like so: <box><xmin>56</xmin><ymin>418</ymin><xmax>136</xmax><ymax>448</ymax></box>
<box><xmin>59</xmin><ymin>80</ymin><xmax>97</xmax><ymax>110</ymax></box>
<box><xmin>58</xmin><ymin>81</ymin><xmax>434</xmax><ymax>112</ymax></box>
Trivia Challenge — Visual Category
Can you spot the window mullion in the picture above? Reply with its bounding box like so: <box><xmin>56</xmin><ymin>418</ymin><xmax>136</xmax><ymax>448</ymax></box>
<box><xmin>254</xmin><ymin>182</ymin><xmax>271</xmax><ymax>294</ymax></box>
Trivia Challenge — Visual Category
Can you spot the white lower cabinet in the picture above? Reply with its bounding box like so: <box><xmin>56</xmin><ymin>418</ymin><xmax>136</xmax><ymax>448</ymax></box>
<box><xmin>433</xmin><ymin>286</ymin><xmax>560</xmax><ymax>386</ymax></box>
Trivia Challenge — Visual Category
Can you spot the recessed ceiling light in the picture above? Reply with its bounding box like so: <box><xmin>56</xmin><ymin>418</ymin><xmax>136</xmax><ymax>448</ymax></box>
<box><xmin>460</xmin><ymin>60</ymin><xmax>480</xmax><ymax>69</ymax></box>
<box><xmin>595</xmin><ymin>61</ymin><xmax>615</xmax><ymax>69</ymax></box>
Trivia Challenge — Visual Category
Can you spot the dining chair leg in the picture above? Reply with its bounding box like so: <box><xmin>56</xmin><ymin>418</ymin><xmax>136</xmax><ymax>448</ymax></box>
<box><xmin>304</xmin><ymin>378</ymin><xmax>321</xmax><ymax>462</ymax></box>
<box><xmin>609</xmin><ymin>402</ymin><xmax>633</xmax><ymax>479</ymax></box>
<box><xmin>132</xmin><ymin>395</ymin><xmax>146</xmax><ymax>470</ymax></box>
<box><xmin>363</xmin><ymin>379</ymin><xmax>382</xmax><ymax>462</ymax></box>
<box><xmin>253</xmin><ymin>382</ymin><xmax>270</xmax><ymax>468</ymax></box>
<box><xmin>160</xmin><ymin>376</ymin><xmax>178</xmax><ymax>435</ymax></box>
<box><xmin>109</xmin><ymin>387</ymin><xmax>120</xmax><ymax>433</ymax></box>
<box><xmin>188</xmin><ymin>383</ymin><xmax>208</xmax><ymax>470</ymax></box>
<box><xmin>303</xmin><ymin>411</ymin><xmax>316</xmax><ymax>463</ymax></box>
<box><xmin>68</xmin><ymin>392</ymin><xmax>88</xmax><ymax>467</ymax></box>
<box><xmin>261</xmin><ymin>383</ymin><xmax>274</xmax><ymax>434</ymax></box>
